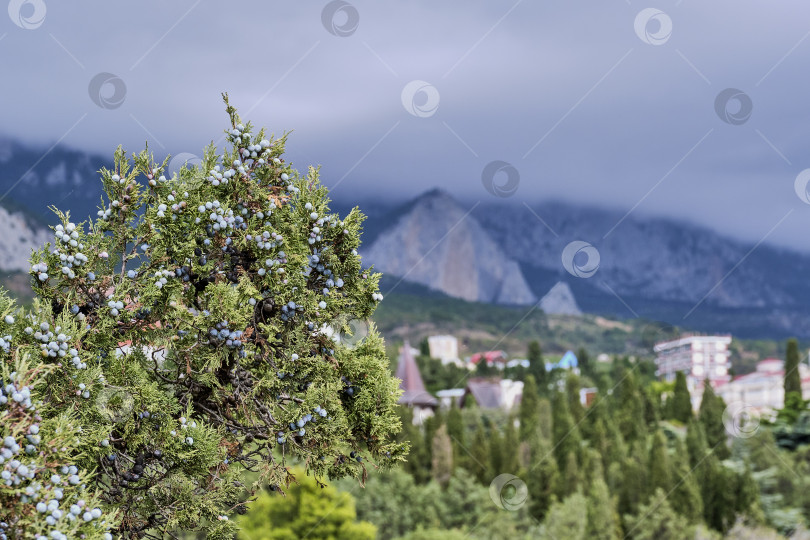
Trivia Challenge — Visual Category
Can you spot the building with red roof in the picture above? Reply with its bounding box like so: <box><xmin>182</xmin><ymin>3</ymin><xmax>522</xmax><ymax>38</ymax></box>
<box><xmin>469</xmin><ymin>350</ymin><xmax>507</xmax><ymax>368</ymax></box>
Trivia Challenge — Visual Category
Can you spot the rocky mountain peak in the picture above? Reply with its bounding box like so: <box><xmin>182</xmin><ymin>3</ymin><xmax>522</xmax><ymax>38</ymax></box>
<box><xmin>539</xmin><ymin>281</ymin><xmax>581</xmax><ymax>315</ymax></box>
<box><xmin>362</xmin><ymin>190</ymin><xmax>537</xmax><ymax>305</ymax></box>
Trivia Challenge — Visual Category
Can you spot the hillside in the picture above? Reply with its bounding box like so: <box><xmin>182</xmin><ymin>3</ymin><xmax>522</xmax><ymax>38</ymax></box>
<box><xmin>371</xmin><ymin>279</ymin><xmax>790</xmax><ymax>376</ymax></box>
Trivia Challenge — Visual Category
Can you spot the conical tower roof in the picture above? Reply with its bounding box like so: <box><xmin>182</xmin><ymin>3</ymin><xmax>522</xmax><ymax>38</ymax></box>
<box><xmin>395</xmin><ymin>341</ymin><xmax>438</xmax><ymax>408</ymax></box>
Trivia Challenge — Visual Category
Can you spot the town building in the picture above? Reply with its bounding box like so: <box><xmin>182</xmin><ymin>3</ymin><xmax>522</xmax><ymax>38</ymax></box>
<box><xmin>436</xmin><ymin>388</ymin><xmax>465</xmax><ymax>409</ymax></box>
<box><xmin>716</xmin><ymin>358</ymin><xmax>810</xmax><ymax>414</ymax></box>
<box><xmin>654</xmin><ymin>334</ymin><xmax>732</xmax><ymax>409</ymax></box>
<box><xmin>506</xmin><ymin>358</ymin><xmax>530</xmax><ymax>369</ymax></box>
<box><xmin>395</xmin><ymin>341</ymin><xmax>438</xmax><ymax>424</ymax></box>
<box><xmin>469</xmin><ymin>350</ymin><xmax>508</xmax><ymax>369</ymax></box>
<box><xmin>545</xmin><ymin>350</ymin><xmax>579</xmax><ymax>373</ymax></box>
<box><xmin>580</xmin><ymin>387</ymin><xmax>599</xmax><ymax>407</ymax></box>
<box><xmin>427</xmin><ymin>335</ymin><xmax>460</xmax><ymax>365</ymax></box>
<box><xmin>461</xmin><ymin>377</ymin><xmax>523</xmax><ymax>410</ymax></box>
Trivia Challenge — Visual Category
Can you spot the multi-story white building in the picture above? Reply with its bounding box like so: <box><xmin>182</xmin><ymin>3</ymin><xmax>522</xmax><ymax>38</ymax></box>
<box><xmin>428</xmin><ymin>335</ymin><xmax>460</xmax><ymax>365</ymax></box>
<box><xmin>654</xmin><ymin>334</ymin><xmax>732</xmax><ymax>409</ymax></box>
<box><xmin>716</xmin><ymin>358</ymin><xmax>810</xmax><ymax>414</ymax></box>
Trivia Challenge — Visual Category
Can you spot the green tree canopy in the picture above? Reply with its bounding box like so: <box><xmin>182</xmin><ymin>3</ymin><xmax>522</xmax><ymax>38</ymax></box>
<box><xmin>1</xmin><ymin>96</ymin><xmax>405</xmax><ymax>538</ymax></box>
<box><xmin>698</xmin><ymin>382</ymin><xmax>730</xmax><ymax>460</ymax></box>
<box><xmin>671</xmin><ymin>371</ymin><xmax>693</xmax><ymax>423</ymax></box>
<box><xmin>237</xmin><ymin>468</ymin><xmax>375</xmax><ymax>540</ymax></box>
<box><xmin>623</xmin><ymin>488</ymin><xmax>693</xmax><ymax>540</ymax></box>
<box><xmin>784</xmin><ymin>338</ymin><xmax>802</xmax><ymax>400</ymax></box>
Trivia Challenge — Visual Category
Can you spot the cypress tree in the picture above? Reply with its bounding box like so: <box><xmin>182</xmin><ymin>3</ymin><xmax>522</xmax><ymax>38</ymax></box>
<box><xmin>686</xmin><ymin>421</ymin><xmax>708</xmax><ymax>469</ymax></box>
<box><xmin>699</xmin><ymin>454</ymin><xmax>735</xmax><ymax>533</ymax></box>
<box><xmin>669</xmin><ymin>439</ymin><xmax>703</xmax><ymax>523</ymax></box>
<box><xmin>586</xmin><ymin>475</ymin><xmax>621</xmax><ymax>540</ymax></box>
<box><xmin>488</xmin><ymin>426</ymin><xmax>505</xmax><ymax>479</ymax></box>
<box><xmin>527</xmin><ymin>438</ymin><xmax>560</xmax><ymax>521</ymax></box>
<box><xmin>577</xmin><ymin>346</ymin><xmax>591</xmax><ymax>378</ymax></box>
<box><xmin>502</xmin><ymin>418</ymin><xmax>521</xmax><ymax>474</ymax></box>
<box><xmin>544</xmin><ymin>492</ymin><xmax>588</xmax><ymax>540</ymax></box>
<box><xmin>566</xmin><ymin>372</ymin><xmax>585</xmax><ymax>425</ymax></box>
<box><xmin>430</xmin><ymin>424</ymin><xmax>453</xmax><ymax>487</ymax></box>
<box><xmin>671</xmin><ymin>371</ymin><xmax>693</xmax><ymax>423</ymax></box>
<box><xmin>589</xmin><ymin>417</ymin><xmax>609</xmax><ymax>473</ymax></box>
<box><xmin>648</xmin><ymin>430</ymin><xmax>672</xmax><ymax>495</ymax></box>
<box><xmin>519</xmin><ymin>374</ymin><xmax>541</xmax><ymax>441</ymax></box>
<box><xmin>642</xmin><ymin>387</ymin><xmax>660</xmax><ymax>427</ymax></box>
<box><xmin>469</xmin><ymin>419</ymin><xmax>490</xmax><ymax>483</ymax></box>
<box><xmin>528</xmin><ymin>340</ymin><xmax>547</xmax><ymax>390</ymax></box>
<box><xmin>422</xmin><ymin>407</ymin><xmax>444</xmax><ymax>466</ymax></box>
<box><xmin>698</xmin><ymin>382</ymin><xmax>730</xmax><ymax>459</ymax></box>
<box><xmin>537</xmin><ymin>397</ymin><xmax>553</xmax><ymax>441</ymax></box>
<box><xmin>401</xmin><ymin>419</ymin><xmax>431</xmax><ymax>484</ymax></box>
<box><xmin>419</xmin><ymin>337</ymin><xmax>431</xmax><ymax>357</ymax></box>
<box><xmin>614</xmin><ymin>367</ymin><xmax>645</xmax><ymax>444</ymax></box>
<box><xmin>616</xmin><ymin>442</ymin><xmax>648</xmax><ymax>519</ymax></box>
<box><xmin>582</xmin><ymin>447</ymin><xmax>604</xmax><ymax>485</ymax></box>
<box><xmin>552</xmin><ymin>390</ymin><xmax>581</xmax><ymax>470</ymax></box>
<box><xmin>624</xmin><ymin>488</ymin><xmax>692</xmax><ymax>540</ymax></box>
<box><xmin>733</xmin><ymin>463</ymin><xmax>760</xmax><ymax>519</ymax></box>
<box><xmin>784</xmin><ymin>338</ymin><xmax>803</xmax><ymax>404</ymax></box>
<box><xmin>446</xmin><ymin>402</ymin><xmax>465</xmax><ymax>471</ymax></box>
<box><xmin>605</xmin><ymin>417</ymin><xmax>629</xmax><ymax>472</ymax></box>
<box><xmin>563</xmin><ymin>450</ymin><xmax>581</xmax><ymax>496</ymax></box>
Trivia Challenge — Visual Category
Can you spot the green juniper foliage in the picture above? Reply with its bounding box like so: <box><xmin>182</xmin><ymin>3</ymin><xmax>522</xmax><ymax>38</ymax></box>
<box><xmin>0</xmin><ymin>314</ymin><xmax>117</xmax><ymax>540</ymax></box>
<box><xmin>2</xmin><ymin>95</ymin><xmax>405</xmax><ymax>538</ymax></box>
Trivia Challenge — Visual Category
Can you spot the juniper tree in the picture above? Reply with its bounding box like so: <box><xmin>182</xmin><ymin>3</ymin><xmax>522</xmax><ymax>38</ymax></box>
<box><xmin>0</xmin><ymin>324</ymin><xmax>118</xmax><ymax>540</ymax></box>
<box><xmin>3</xmin><ymin>96</ymin><xmax>406</xmax><ymax>538</ymax></box>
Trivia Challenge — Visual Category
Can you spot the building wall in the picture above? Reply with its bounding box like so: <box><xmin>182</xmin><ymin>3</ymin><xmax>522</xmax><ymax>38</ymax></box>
<box><xmin>716</xmin><ymin>360</ymin><xmax>810</xmax><ymax>413</ymax></box>
<box><xmin>428</xmin><ymin>335</ymin><xmax>459</xmax><ymax>364</ymax></box>
<box><xmin>655</xmin><ymin>335</ymin><xmax>732</xmax><ymax>410</ymax></box>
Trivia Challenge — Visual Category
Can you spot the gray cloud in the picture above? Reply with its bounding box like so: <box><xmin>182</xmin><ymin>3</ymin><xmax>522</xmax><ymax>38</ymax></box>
<box><xmin>2</xmin><ymin>1</ymin><xmax>810</xmax><ymax>250</ymax></box>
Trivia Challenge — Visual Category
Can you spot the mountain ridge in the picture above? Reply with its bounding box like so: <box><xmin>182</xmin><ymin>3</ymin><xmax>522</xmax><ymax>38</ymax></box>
<box><xmin>348</xmin><ymin>189</ymin><xmax>810</xmax><ymax>339</ymax></box>
<box><xmin>0</xmin><ymin>135</ymin><xmax>808</xmax><ymax>338</ymax></box>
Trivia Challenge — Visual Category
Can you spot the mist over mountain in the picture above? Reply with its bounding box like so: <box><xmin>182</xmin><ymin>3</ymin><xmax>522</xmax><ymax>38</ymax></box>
<box><xmin>1</xmin><ymin>137</ymin><xmax>809</xmax><ymax>339</ymax></box>
<box><xmin>0</xmin><ymin>136</ymin><xmax>111</xmax><ymax>226</ymax></box>
<box><xmin>336</xmin><ymin>189</ymin><xmax>810</xmax><ymax>339</ymax></box>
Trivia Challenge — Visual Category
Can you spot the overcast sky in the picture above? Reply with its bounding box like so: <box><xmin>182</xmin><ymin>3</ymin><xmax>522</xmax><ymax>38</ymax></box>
<box><xmin>2</xmin><ymin>1</ymin><xmax>810</xmax><ymax>251</ymax></box>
